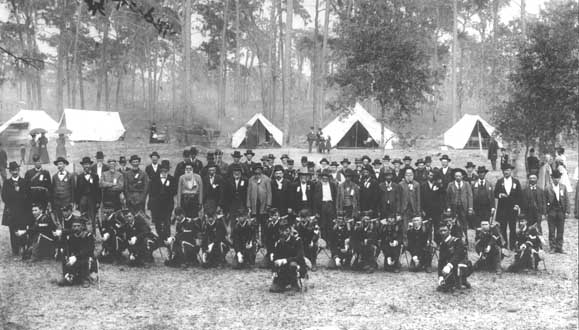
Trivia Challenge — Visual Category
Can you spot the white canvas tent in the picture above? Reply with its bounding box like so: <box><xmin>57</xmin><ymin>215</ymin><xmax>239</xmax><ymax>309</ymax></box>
<box><xmin>231</xmin><ymin>113</ymin><xmax>283</xmax><ymax>148</ymax></box>
<box><xmin>443</xmin><ymin>114</ymin><xmax>503</xmax><ymax>149</ymax></box>
<box><xmin>59</xmin><ymin>108</ymin><xmax>126</xmax><ymax>141</ymax></box>
<box><xmin>322</xmin><ymin>103</ymin><xmax>396</xmax><ymax>149</ymax></box>
<box><xmin>0</xmin><ymin>110</ymin><xmax>59</xmax><ymax>142</ymax></box>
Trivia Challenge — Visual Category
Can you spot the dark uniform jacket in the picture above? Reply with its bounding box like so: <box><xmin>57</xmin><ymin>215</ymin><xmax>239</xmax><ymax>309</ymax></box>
<box><xmin>358</xmin><ymin>176</ymin><xmax>380</xmax><ymax>213</ymax></box>
<box><xmin>145</xmin><ymin>164</ymin><xmax>161</xmax><ymax>181</ymax></box>
<box><xmin>222</xmin><ymin>177</ymin><xmax>248</xmax><ymax>214</ymax></box>
<box><xmin>407</xmin><ymin>225</ymin><xmax>429</xmax><ymax>256</ymax></box>
<box><xmin>494</xmin><ymin>177</ymin><xmax>522</xmax><ymax>221</ymax></box>
<box><xmin>438</xmin><ymin>235</ymin><xmax>467</xmax><ymax>276</ymax></box>
<box><xmin>24</xmin><ymin>168</ymin><xmax>52</xmax><ymax>206</ymax></box>
<box><xmin>290</xmin><ymin>181</ymin><xmax>315</xmax><ymax>212</ymax></box>
<box><xmin>378</xmin><ymin>181</ymin><xmax>400</xmax><ymax>218</ymax></box>
<box><xmin>421</xmin><ymin>180</ymin><xmax>444</xmax><ymax>219</ymax></box>
<box><xmin>75</xmin><ymin>172</ymin><xmax>101</xmax><ymax>205</ymax></box>
<box><xmin>202</xmin><ymin>174</ymin><xmax>224</xmax><ymax>214</ymax></box>
<box><xmin>63</xmin><ymin>230</ymin><xmax>95</xmax><ymax>259</ymax></box>
<box><xmin>232</xmin><ymin>221</ymin><xmax>256</xmax><ymax>252</ymax></box>
<box><xmin>271</xmin><ymin>178</ymin><xmax>292</xmax><ymax>214</ymax></box>
<box><xmin>272</xmin><ymin>234</ymin><xmax>306</xmax><ymax>270</ymax></box>
<box><xmin>149</xmin><ymin>175</ymin><xmax>177</xmax><ymax>217</ymax></box>
<box><xmin>2</xmin><ymin>177</ymin><xmax>32</xmax><ymax>227</ymax></box>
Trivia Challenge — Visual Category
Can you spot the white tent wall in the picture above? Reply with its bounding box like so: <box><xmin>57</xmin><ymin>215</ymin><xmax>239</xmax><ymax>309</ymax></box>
<box><xmin>443</xmin><ymin>114</ymin><xmax>503</xmax><ymax>149</ymax></box>
<box><xmin>231</xmin><ymin>113</ymin><xmax>283</xmax><ymax>148</ymax></box>
<box><xmin>0</xmin><ymin>110</ymin><xmax>59</xmax><ymax>140</ymax></box>
<box><xmin>321</xmin><ymin>103</ymin><xmax>396</xmax><ymax>149</ymax></box>
<box><xmin>59</xmin><ymin>108</ymin><xmax>126</xmax><ymax>142</ymax></box>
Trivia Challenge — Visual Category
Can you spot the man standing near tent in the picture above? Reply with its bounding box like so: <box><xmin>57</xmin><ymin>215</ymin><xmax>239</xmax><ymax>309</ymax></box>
<box><xmin>124</xmin><ymin>155</ymin><xmax>149</xmax><ymax>215</ymax></box>
<box><xmin>91</xmin><ymin>152</ymin><xmax>109</xmax><ymax>181</ymax></box>
<box><xmin>445</xmin><ymin>169</ymin><xmax>474</xmax><ymax>245</ymax></box>
<box><xmin>488</xmin><ymin>136</ymin><xmax>499</xmax><ymax>171</ymax></box>
<box><xmin>306</xmin><ymin>127</ymin><xmax>316</xmax><ymax>153</ymax></box>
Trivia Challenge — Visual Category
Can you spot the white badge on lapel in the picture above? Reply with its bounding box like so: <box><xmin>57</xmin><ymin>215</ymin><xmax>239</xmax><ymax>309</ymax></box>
<box><xmin>240</xmin><ymin>180</ymin><xmax>244</xmax><ymax>187</ymax></box>
<box><xmin>165</xmin><ymin>180</ymin><xmax>171</xmax><ymax>187</ymax></box>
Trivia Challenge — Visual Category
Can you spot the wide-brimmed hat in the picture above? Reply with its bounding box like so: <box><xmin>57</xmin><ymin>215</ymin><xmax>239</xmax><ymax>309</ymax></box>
<box><xmin>403</xmin><ymin>156</ymin><xmax>412</xmax><ymax>161</ymax></box>
<box><xmin>343</xmin><ymin>168</ymin><xmax>356</xmax><ymax>177</ymax></box>
<box><xmin>391</xmin><ymin>158</ymin><xmax>402</xmax><ymax>165</ymax></box>
<box><xmin>80</xmin><ymin>157</ymin><xmax>93</xmax><ymax>165</ymax></box>
<box><xmin>280</xmin><ymin>154</ymin><xmax>289</xmax><ymax>160</ymax></box>
<box><xmin>95</xmin><ymin>151</ymin><xmax>105</xmax><ymax>159</ymax></box>
<box><xmin>129</xmin><ymin>155</ymin><xmax>141</xmax><ymax>163</ymax></box>
<box><xmin>273</xmin><ymin>165</ymin><xmax>284</xmax><ymax>172</ymax></box>
<box><xmin>372</xmin><ymin>159</ymin><xmax>382</xmax><ymax>166</ymax></box>
<box><xmin>439</xmin><ymin>154</ymin><xmax>451</xmax><ymax>162</ymax></box>
<box><xmin>150</xmin><ymin>151</ymin><xmax>160</xmax><ymax>158</ymax></box>
<box><xmin>415</xmin><ymin>158</ymin><xmax>425</xmax><ymax>166</ymax></box>
<box><xmin>231</xmin><ymin>151</ymin><xmax>243</xmax><ymax>158</ymax></box>
<box><xmin>267</xmin><ymin>154</ymin><xmax>275</xmax><ymax>160</ymax></box>
<box><xmin>320</xmin><ymin>169</ymin><xmax>331</xmax><ymax>177</ymax></box>
<box><xmin>8</xmin><ymin>161</ymin><xmax>19</xmax><ymax>171</ymax></box>
<box><xmin>476</xmin><ymin>166</ymin><xmax>488</xmax><ymax>173</ymax></box>
<box><xmin>383</xmin><ymin>168</ymin><xmax>395</xmax><ymax>176</ymax></box>
<box><xmin>298</xmin><ymin>168</ymin><xmax>311</xmax><ymax>176</ymax></box>
<box><xmin>54</xmin><ymin>157</ymin><xmax>69</xmax><ymax>166</ymax></box>
<box><xmin>465</xmin><ymin>161</ymin><xmax>476</xmax><ymax>169</ymax></box>
<box><xmin>319</xmin><ymin>158</ymin><xmax>329</xmax><ymax>165</ymax></box>
<box><xmin>501</xmin><ymin>163</ymin><xmax>515</xmax><ymax>170</ymax></box>
<box><xmin>340</xmin><ymin>158</ymin><xmax>351</xmax><ymax>165</ymax></box>
<box><xmin>361</xmin><ymin>155</ymin><xmax>371</xmax><ymax>163</ymax></box>
<box><xmin>330</xmin><ymin>161</ymin><xmax>339</xmax><ymax>167</ymax></box>
<box><xmin>252</xmin><ymin>163</ymin><xmax>263</xmax><ymax>172</ymax></box>
<box><xmin>244</xmin><ymin>149</ymin><xmax>255</xmax><ymax>156</ymax></box>
<box><xmin>451</xmin><ymin>168</ymin><xmax>467</xmax><ymax>178</ymax></box>
<box><xmin>382</xmin><ymin>155</ymin><xmax>391</xmax><ymax>161</ymax></box>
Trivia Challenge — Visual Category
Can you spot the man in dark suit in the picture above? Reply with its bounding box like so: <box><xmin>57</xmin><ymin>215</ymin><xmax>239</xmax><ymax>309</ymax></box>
<box><xmin>189</xmin><ymin>147</ymin><xmax>204</xmax><ymax>175</ymax></box>
<box><xmin>314</xmin><ymin>170</ymin><xmax>337</xmax><ymax>243</ymax></box>
<box><xmin>76</xmin><ymin>157</ymin><xmax>101</xmax><ymax>235</ymax></box>
<box><xmin>494</xmin><ymin>164</ymin><xmax>522</xmax><ymax>250</ymax></box>
<box><xmin>358</xmin><ymin>165</ymin><xmax>379</xmax><ymax>215</ymax></box>
<box><xmin>391</xmin><ymin>158</ymin><xmax>404</xmax><ymax>184</ymax></box>
<box><xmin>378</xmin><ymin>169</ymin><xmax>400</xmax><ymax>219</ymax></box>
<box><xmin>227</xmin><ymin>151</ymin><xmax>247</xmax><ymax>178</ymax></box>
<box><xmin>174</xmin><ymin>149</ymin><xmax>191</xmax><ymax>181</ymax></box>
<box><xmin>25</xmin><ymin>155</ymin><xmax>52</xmax><ymax>211</ymax></box>
<box><xmin>464</xmin><ymin>162</ymin><xmax>477</xmax><ymax>185</ymax></box>
<box><xmin>2</xmin><ymin>162</ymin><xmax>32</xmax><ymax>255</ymax></box>
<box><xmin>291</xmin><ymin>169</ymin><xmax>315</xmax><ymax>212</ymax></box>
<box><xmin>472</xmin><ymin>166</ymin><xmax>494</xmax><ymax>230</ymax></box>
<box><xmin>202</xmin><ymin>162</ymin><xmax>224</xmax><ymax>216</ymax></box>
<box><xmin>544</xmin><ymin>171</ymin><xmax>570</xmax><ymax>253</ymax></box>
<box><xmin>521</xmin><ymin>173</ymin><xmax>546</xmax><ymax>234</ymax></box>
<box><xmin>445</xmin><ymin>168</ymin><xmax>474</xmax><ymax>245</ymax></box>
<box><xmin>414</xmin><ymin>159</ymin><xmax>428</xmax><ymax>184</ymax></box>
<box><xmin>421</xmin><ymin>169</ymin><xmax>445</xmax><ymax>242</ymax></box>
<box><xmin>145</xmin><ymin>151</ymin><xmax>161</xmax><ymax>180</ymax></box>
<box><xmin>148</xmin><ymin>160</ymin><xmax>177</xmax><ymax>242</ymax></box>
<box><xmin>526</xmin><ymin>148</ymin><xmax>540</xmax><ymax>175</ymax></box>
<box><xmin>222</xmin><ymin>164</ymin><xmax>248</xmax><ymax>232</ymax></box>
<box><xmin>271</xmin><ymin>165</ymin><xmax>291</xmax><ymax>215</ymax></box>
<box><xmin>439</xmin><ymin>155</ymin><xmax>453</xmax><ymax>190</ymax></box>
<box><xmin>398</xmin><ymin>168</ymin><xmax>421</xmax><ymax>244</ymax></box>
<box><xmin>488</xmin><ymin>137</ymin><xmax>499</xmax><ymax>171</ymax></box>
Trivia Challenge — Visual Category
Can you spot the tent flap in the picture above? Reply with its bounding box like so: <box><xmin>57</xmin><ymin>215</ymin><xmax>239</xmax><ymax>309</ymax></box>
<box><xmin>321</xmin><ymin>103</ymin><xmax>396</xmax><ymax>149</ymax></box>
<box><xmin>60</xmin><ymin>108</ymin><xmax>126</xmax><ymax>142</ymax></box>
<box><xmin>231</xmin><ymin>113</ymin><xmax>283</xmax><ymax>148</ymax></box>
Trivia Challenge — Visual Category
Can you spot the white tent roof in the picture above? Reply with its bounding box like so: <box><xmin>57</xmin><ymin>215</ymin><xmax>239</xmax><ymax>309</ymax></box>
<box><xmin>60</xmin><ymin>108</ymin><xmax>126</xmax><ymax>141</ymax></box>
<box><xmin>322</xmin><ymin>103</ymin><xmax>396</xmax><ymax>149</ymax></box>
<box><xmin>443</xmin><ymin>114</ymin><xmax>503</xmax><ymax>149</ymax></box>
<box><xmin>0</xmin><ymin>110</ymin><xmax>59</xmax><ymax>136</ymax></box>
<box><xmin>231</xmin><ymin>113</ymin><xmax>283</xmax><ymax>148</ymax></box>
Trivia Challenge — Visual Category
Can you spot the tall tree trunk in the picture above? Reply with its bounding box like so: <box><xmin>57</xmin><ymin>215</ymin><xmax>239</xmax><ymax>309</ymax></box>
<box><xmin>96</xmin><ymin>9</ymin><xmax>110</xmax><ymax>110</ymax></box>
<box><xmin>77</xmin><ymin>59</ymin><xmax>85</xmax><ymax>109</ymax></box>
<box><xmin>115</xmin><ymin>70</ymin><xmax>122</xmax><ymax>107</ymax></box>
<box><xmin>283</xmin><ymin>0</ymin><xmax>293</xmax><ymax>144</ymax></box>
<box><xmin>70</xmin><ymin>0</ymin><xmax>82</xmax><ymax>108</ymax></box>
<box><xmin>521</xmin><ymin>0</ymin><xmax>526</xmax><ymax>37</ymax></box>
<box><xmin>235</xmin><ymin>0</ymin><xmax>241</xmax><ymax>106</ymax></box>
<box><xmin>66</xmin><ymin>57</ymin><xmax>71</xmax><ymax>107</ymax></box>
<box><xmin>451</xmin><ymin>0</ymin><xmax>458</xmax><ymax>124</ymax></box>
<box><xmin>432</xmin><ymin>6</ymin><xmax>439</xmax><ymax>122</ymax></box>
<box><xmin>268</xmin><ymin>1</ymin><xmax>277</xmax><ymax>118</ymax></box>
<box><xmin>218</xmin><ymin>0</ymin><xmax>229</xmax><ymax>129</ymax></box>
<box><xmin>277</xmin><ymin>0</ymin><xmax>284</xmax><ymax>123</ymax></box>
<box><xmin>183</xmin><ymin>0</ymin><xmax>192</xmax><ymax>125</ymax></box>
<box><xmin>171</xmin><ymin>53</ymin><xmax>177</xmax><ymax>116</ymax></box>
<box><xmin>312</xmin><ymin>0</ymin><xmax>319</xmax><ymax>127</ymax></box>
<box><xmin>319</xmin><ymin>0</ymin><xmax>330</xmax><ymax>126</ymax></box>
<box><xmin>56</xmin><ymin>1</ymin><xmax>65</xmax><ymax>114</ymax></box>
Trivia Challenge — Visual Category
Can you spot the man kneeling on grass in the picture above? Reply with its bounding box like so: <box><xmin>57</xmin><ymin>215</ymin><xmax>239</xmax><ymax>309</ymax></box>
<box><xmin>270</xmin><ymin>218</ymin><xmax>308</xmax><ymax>293</ymax></box>
<box><xmin>437</xmin><ymin>224</ymin><xmax>472</xmax><ymax>293</ymax></box>
<box><xmin>58</xmin><ymin>217</ymin><xmax>95</xmax><ymax>286</ymax></box>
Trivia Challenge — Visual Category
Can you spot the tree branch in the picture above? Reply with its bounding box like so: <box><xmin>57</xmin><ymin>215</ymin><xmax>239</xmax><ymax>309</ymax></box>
<box><xmin>0</xmin><ymin>45</ymin><xmax>43</xmax><ymax>70</ymax></box>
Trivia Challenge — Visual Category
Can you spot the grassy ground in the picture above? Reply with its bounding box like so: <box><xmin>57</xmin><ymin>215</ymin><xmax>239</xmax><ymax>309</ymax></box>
<box><xmin>1</xmin><ymin>143</ymin><xmax>578</xmax><ymax>330</ymax></box>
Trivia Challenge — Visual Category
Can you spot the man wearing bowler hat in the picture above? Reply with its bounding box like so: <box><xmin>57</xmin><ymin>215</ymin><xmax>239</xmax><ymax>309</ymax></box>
<box><xmin>439</xmin><ymin>155</ymin><xmax>453</xmax><ymax>189</ymax></box>
<box><xmin>124</xmin><ymin>155</ymin><xmax>149</xmax><ymax>215</ymax></box>
<box><xmin>414</xmin><ymin>159</ymin><xmax>428</xmax><ymax>184</ymax></box>
<box><xmin>117</xmin><ymin>156</ymin><xmax>129</xmax><ymax>174</ymax></box>
<box><xmin>242</xmin><ymin>150</ymin><xmax>258</xmax><ymax>176</ymax></box>
<box><xmin>100</xmin><ymin>158</ymin><xmax>125</xmax><ymax>212</ymax></box>
<box><xmin>25</xmin><ymin>154</ymin><xmax>52</xmax><ymax>211</ymax></box>
<box><xmin>227</xmin><ymin>151</ymin><xmax>246</xmax><ymax>178</ymax></box>
<box><xmin>545</xmin><ymin>170</ymin><xmax>570</xmax><ymax>253</ymax></box>
<box><xmin>149</xmin><ymin>160</ymin><xmax>177</xmax><ymax>242</ymax></box>
<box><xmin>391</xmin><ymin>158</ymin><xmax>404</xmax><ymax>184</ymax></box>
<box><xmin>445</xmin><ymin>168</ymin><xmax>473</xmax><ymax>244</ymax></box>
<box><xmin>189</xmin><ymin>147</ymin><xmax>204</xmax><ymax>174</ymax></box>
<box><xmin>51</xmin><ymin>157</ymin><xmax>75</xmax><ymax>223</ymax></box>
<box><xmin>145</xmin><ymin>151</ymin><xmax>161</xmax><ymax>180</ymax></box>
<box><xmin>472</xmin><ymin>166</ymin><xmax>494</xmax><ymax>230</ymax></box>
<box><xmin>494</xmin><ymin>163</ymin><xmax>522</xmax><ymax>250</ymax></box>
<box><xmin>291</xmin><ymin>168</ymin><xmax>315</xmax><ymax>212</ymax></box>
<box><xmin>271</xmin><ymin>165</ymin><xmax>292</xmax><ymax>215</ymax></box>
<box><xmin>2</xmin><ymin>161</ymin><xmax>33</xmax><ymax>255</ymax></box>
<box><xmin>464</xmin><ymin>162</ymin><xmax>477</xmax><ymax>185</ymax></box>
<box><xmin>76</xmin><ymin>157</ymin><xmax>101</xmax><ymax>235</ymax></box>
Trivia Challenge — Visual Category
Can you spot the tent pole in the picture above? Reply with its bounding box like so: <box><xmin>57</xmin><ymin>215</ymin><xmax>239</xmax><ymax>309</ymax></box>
<box><xmin>355</xmin><ymin>122</ymin><xmax>358</xmax><ymax>148</ymax></box>
<box><xmin>477</xmin><ymin>121</ymin><xmax>483</xmax><ymax>156</ymax></box>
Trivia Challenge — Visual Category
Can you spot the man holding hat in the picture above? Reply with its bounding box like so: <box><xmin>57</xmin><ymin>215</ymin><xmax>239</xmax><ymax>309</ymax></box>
<box><xmin>76</xmin><ymin>157</ymin><xmax>101</xmax><ymax>235</ymax></box>
<box><xmin>337</xmin><ymin>169</ymin><xmax>360</xmax><ymax>218</ymax></box>
<box><xmin>100</xmin><ymin>158</ymin><xmax>125</xmax><ymax>212</ymax></box>
<box><xmin>124</xmin><ymin>155</ymin><xmax>149</xmax><ymax>215</ymax></box>
<box><xmin>271</xmin><ymin>165</ymin><xmax>291</xmax><ymax>215</ymax></box>
<box><xmin>2</xmin><ymin>161</ymin><xmax>33</xmax><ymax>255</ymax></box>
<box><xmin>149</xmin><ymin>160</ymin><xmax>177</xmax><ymax>242</ymax></box>
<box><xmin>494</xmin><ymin>163</ymin><xmax>522</xmax><ymax>250</ymax></box>
<box><xmin>291</xmin><ymin>168</ymin><xmax>314</xmax><ymax>212</ymax></box>
<box><xmin>145</xmin><ymin>151</ymin><xmax>161</xmax><ymax>180</ymax></box>
<box><xmin>24</xmin><ymin>154</ymin><xmax>52</xmax><ymax>211</ymax></box>
<box><xmin>544</xmin><ymin>170</ymin><xmax>570</xmax><ymax>253</ymax></box>
<box><xmin>58</xmin><ymin>216</ymin><xmax>95</xmax><ymax>286</ymax></box>
<box><xmin>90</xmin><ymin>151</ymin><xmax>109</xmax><ymax>180</ymax></box>
<box><xmin>472</xmin><ymin>166</ymin><xmax>494</xmax><ymax>230</ymax></box>
<box><xmin>51</xmin><ymin>157</ymin><xmax>75</xmax><ymax>223</ymax></box>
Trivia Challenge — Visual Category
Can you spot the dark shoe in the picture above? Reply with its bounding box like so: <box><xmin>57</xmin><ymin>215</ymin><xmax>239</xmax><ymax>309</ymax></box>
<box><xmin>425</xmin><ymin>266</ymin><xmax>432</xmax><ymax>273</ymax></box>
<box><xmin>290</xmin><ymin>282</ymin><xmax>301</xmax><ymax>293</ymax></box>
<box><xmin>269</xmin><ymin>282</ymin><xmax>284</xmax><ymax>293</ymax></box>
<box><xmin>462</xmin><ymin>280</ymin><xmax>471</xmax><ymax>289</ymax></box>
